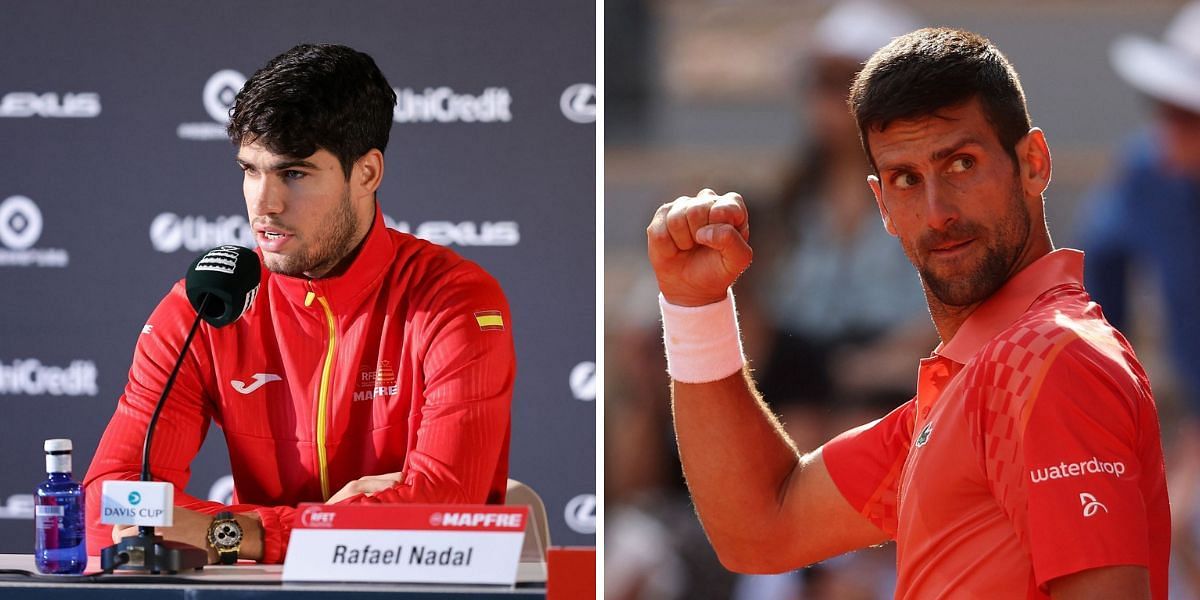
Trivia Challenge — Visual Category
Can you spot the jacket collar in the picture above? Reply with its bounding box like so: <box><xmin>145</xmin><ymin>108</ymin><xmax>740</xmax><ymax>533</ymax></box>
<box><xmin>935</xmin><ymin>249</ymin><xmax>1085</xmax><ymax>364</ymax></box>
<box><xmin>264</xmin><ymin>204</ymin><xmax>395</xmax><ymax>312</ymax></box>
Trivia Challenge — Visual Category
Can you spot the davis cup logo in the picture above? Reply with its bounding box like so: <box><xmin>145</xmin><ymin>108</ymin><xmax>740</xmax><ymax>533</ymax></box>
<box><xmin>128</xmin><ymin>491</ymin><xmax>141</xmax><ymax>505</ymax></box>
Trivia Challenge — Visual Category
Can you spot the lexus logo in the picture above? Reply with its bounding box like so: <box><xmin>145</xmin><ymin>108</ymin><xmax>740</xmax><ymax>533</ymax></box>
<box><xmin>560</xmin><ymin>83</ymin><xmax>596</xmax><ymax>124</ymax></box>
<box><xmin>569</xmin><ymin>361</ymin><xmax>596</xmax><ymax>402</ymax></box>
<box><xmin>564</xmin><ymin>493</ymin><xmax>596</xmax><ymax>534</ymax></box>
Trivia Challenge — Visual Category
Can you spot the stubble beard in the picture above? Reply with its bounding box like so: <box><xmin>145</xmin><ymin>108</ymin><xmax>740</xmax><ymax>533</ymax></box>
<box><xmin>263</xmin><ymin>184</ymin><xmax>359</xmax><ymax>278</ymax></box>
<box><xmin>911</xmin><ymin>181</ymin><xmax>1031</xmax><ymax>308</ymax></box>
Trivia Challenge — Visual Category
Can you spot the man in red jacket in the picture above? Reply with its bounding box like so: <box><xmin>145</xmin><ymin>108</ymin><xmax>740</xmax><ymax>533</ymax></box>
<box><xmin>84</xmin><ymin>43</ymin><xmax>515</xmax><ymax>564</ymax></box>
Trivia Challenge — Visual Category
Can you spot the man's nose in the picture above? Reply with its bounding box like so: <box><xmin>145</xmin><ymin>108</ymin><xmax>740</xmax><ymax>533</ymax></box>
<box><xmin>922</xmin><ymin>177</ymin><xmax>960</xmax><ymax>231</ymax></box>
<box><xmin>246</xmin><ymin>176</ymin><xmax>284</xmax><ymax>216</ymax></box>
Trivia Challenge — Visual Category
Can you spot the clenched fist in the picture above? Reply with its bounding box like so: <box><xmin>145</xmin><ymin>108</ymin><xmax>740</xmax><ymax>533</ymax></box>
<box><xmin>646</xmin><ymin>189</ymin><xmax>752</xmax><ymax>307</ymax></box>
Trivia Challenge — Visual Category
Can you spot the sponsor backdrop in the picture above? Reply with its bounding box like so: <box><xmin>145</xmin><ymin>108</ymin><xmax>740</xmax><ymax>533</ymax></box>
<box><xmin>0</xmin><ymin>1</ymin><xmax>596</xmax><ymax>550</ymax></box>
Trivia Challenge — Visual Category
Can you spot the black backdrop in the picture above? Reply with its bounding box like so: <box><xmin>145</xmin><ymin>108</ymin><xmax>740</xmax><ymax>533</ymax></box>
<box><xmin>0</xmin><ymin>0</ymin><xmax>596</xmax><ymax>551</ymax></box>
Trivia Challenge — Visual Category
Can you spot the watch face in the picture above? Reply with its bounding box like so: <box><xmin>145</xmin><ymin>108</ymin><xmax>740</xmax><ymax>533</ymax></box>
<box><xmin>209</xmin><ymin>520</ymin><xmax>243</xmax><ymax>549</ymax></box>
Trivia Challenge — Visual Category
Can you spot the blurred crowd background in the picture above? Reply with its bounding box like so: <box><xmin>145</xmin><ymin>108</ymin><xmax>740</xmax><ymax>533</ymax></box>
<box><xmin>604</xmin><ymin>0</ymin><xmax>1200</xmax><ymax>598</ymax></box>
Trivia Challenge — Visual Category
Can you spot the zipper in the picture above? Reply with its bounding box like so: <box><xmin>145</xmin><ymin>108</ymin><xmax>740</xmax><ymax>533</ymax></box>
<box><xmin>304</xmin><ymin>284</ymin><xmax>336</xmax><ymax>501</ymax></box>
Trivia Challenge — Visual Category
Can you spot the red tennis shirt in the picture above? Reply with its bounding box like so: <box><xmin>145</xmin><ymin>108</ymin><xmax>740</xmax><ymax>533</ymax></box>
<box><xmin>83</xmin><ymin>206</ymin><xmax>515</xmax><ymax>563</ymax></box>
<box><xmin>823</xmin><ymin>249</ymin><xmax>1169</xmax><ymax>598</ymax></box>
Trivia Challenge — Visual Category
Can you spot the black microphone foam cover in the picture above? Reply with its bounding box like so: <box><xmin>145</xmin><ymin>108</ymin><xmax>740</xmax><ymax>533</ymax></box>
<box><xmin>185</xmin><ymin>245</ymin><xmax>261</xmax><ymax>328</ymax></box>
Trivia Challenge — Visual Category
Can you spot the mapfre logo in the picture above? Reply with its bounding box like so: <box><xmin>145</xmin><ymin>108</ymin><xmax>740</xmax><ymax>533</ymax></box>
<box><xmin>177</xmin><ymin>69</ymin><xmax>246</xmax><ymax>140</ymax></box>
<box><xmin>386</xmin><ymin>215</ymin><xmax>519</xmax><ymax>247</ymax></box>
<box><xmin>0</xmin><ymin>196</ymin><xmax>68</xmax><ymax>268</ymax></box>
<box><xmin>0</xmin><ymin>92</ymin><xmax>100</xmax><ymax>118</ymax></box>
<box><xmin>430</xmin><ymin>512</ymin><xmax>523</xmax><ymax>528</ymax></box>
<box><xmin>560</xmin><ymin>83</ymin><xmax>596</xmax><ymax>124</ymax></box>
<box><xmin>353</xmin><ymin>360</ymin><xmax>398</xmax><ymax>402</ymax></box>
<box><xmin>393</xmin><ymin>86</ymin><xmax>512</xmax><ymax>123</ymax></box>
<box><xmin>0</xmin><ymin>358</ymin><xmax>98</xmax><ymax>397</ymax></box>
<box><xmin>150</xmin><ymin>212</ymin><xmax>256</xmax><ymax>253</ymax></box>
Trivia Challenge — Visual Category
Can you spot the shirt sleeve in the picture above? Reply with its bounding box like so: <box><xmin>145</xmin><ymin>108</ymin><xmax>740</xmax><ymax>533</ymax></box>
<box><xmin>821</xmin><ymin>400</ymin><xmax>916</xmax><ymax>537</ymax></box>
<box><xmin>83</xmin><ymin>282</ymin><xmax>219</xmax><ymax>556</ymax></box>
<box><xmin>971</xmin><ymin>335</ymin><xmax>1151</xmax><ymax>591</ymax></box>
<box><xmin>344</xmin><ymin>260</ymin><xmax>515</xmax><ymax>507</ymax></box>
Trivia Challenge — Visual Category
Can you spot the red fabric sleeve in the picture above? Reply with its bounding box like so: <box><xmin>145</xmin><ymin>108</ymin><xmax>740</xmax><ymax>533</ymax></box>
<box><xmin>82</xmin><ymin>284</ymin><xmax>301</xmax><ymax>563</ymax></box>
<box><xmin>821</xmin><ymin>400</ymin><xmax>916</xmax><ymax>537</ymax></box>
<box><xmin>83</xmin><ymin>282</ymin><xmax>218</xmax><ymax>555</ymax></box>
<box><xmin>971</xmin><ymin>336</ymin><xmax>1150</xmax><ymax>591</ymax></box>
<box><xmin>341</xmin><ymin>263</ymin><xmax>515</xmax><ymax>507</ymax></box>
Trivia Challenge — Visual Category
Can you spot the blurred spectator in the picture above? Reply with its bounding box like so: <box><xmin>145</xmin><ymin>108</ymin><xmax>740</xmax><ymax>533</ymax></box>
<box><xmin>750</xmin><ymin>0</ymin><xmax>932</xmax><ymax>445</ymax></box>
<box><xmin>1079</xmin><ymin>1</ymin><xmax>1200</xmax><ymax>594</ymax></box>
<box><xmin>733</xmin><ymin>3</ymin><xmax>931</xmax><ymax>598</ymax></box>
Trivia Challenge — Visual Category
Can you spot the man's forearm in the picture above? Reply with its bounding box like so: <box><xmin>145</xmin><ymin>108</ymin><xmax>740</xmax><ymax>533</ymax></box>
<box><xmin>672</xmin><ymin>369</ymin><xmax>803</xmax><ymax>559</ymax></box>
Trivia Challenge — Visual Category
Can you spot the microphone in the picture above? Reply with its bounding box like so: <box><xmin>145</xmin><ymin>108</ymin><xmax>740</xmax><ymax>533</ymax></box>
<box><xmin>185</xmin><ymin>245</ymin><xmax>262</xmax><ymax>328</ymax></box>
<box><xmin>100</xmin><ymin>246</ymin><xmax>261</xmax><ymax>574</ymax></box>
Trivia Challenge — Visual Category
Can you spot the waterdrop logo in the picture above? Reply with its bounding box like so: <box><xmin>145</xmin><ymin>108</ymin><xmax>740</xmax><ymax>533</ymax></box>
<box><xmin>178</xmin><ymin>69</ymin><xmax>246</xmax><ymax>140</ymax></box>
<box><xmin>570</xmin><ymin>361</ymin><xmax>596</xmax><ymax>401</ymax></box>
<box><xmin>564</xmin><ymin>493</ymin><xmax>596</xmax><ymax>535</ymax></box>
<box><xmin>0</xmin><ymin>196</ymin><xmax>68</xmax><ymax>267</ymax></box>
<box><xmin>150</xmin><ymin>213</ymin><xmax>256</xmax><ymax>253</ymax></box>
<box><xmin>128</xmin><ymin>491</ymin><xmax>141</xmax><ymax>506</ymax></box>
<box><xmin>560</xmin><ymin>83</ymin><xmax>595</xmax><ymax>124</ymax></box>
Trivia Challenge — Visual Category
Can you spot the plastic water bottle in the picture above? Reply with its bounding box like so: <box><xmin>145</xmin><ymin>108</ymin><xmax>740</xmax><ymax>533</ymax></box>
<box><xmin>35</xmin><ymin>439</ymin><xmax>86</xmax><ymax>574</ymax></box>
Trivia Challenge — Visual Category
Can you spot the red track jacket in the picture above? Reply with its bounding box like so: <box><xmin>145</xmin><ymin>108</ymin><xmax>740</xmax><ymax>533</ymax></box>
<box><xmin>83</xmin><ymin>207</ymin><xmax>515</xmax><ymax>563</ymax></box>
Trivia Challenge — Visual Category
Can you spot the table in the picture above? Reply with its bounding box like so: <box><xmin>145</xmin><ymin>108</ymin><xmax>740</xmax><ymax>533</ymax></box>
<box><xmin>0</xmin><ymin>555</ymin><xmax>546</xmax><ymax>599</ymax></box>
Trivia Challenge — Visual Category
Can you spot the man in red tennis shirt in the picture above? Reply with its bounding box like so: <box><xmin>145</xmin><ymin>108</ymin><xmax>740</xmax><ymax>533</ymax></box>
<box><xmin>647</xmin><ymin>28</ymin><xmax>1169</xmax><ymax>598</ymax></box>
<box><xmin>83</xmin><ymin>44</ymin><xmax>515</xmax><ymax>564</ymax></box>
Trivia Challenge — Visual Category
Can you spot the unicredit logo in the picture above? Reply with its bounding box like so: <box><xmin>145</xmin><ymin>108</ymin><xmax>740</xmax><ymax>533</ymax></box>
<box><xmin>393</xmin><ymin>87</ymin><xmax>512</xmax><ymax>123</ymax></box>
<box><xmin>0</xmin><ymin>196</ymin><xmax>68</xmax><ymax>268</ymax></box>
<box><xmin>1030</xmin><ymin>457</ymin><xmax>1127</xmax><ymax>484</ymax></box>
<box><xmin>0</xmin><ymin>92</ymin><xmax>100</xmax><ymax>118</ymax></box>
<box><xmin>178</xmin><ymin>69</ymin><xmax>246</xmax><ymax>140</ymax></box>
<box><xmin>0</xmin><ymin>359</ymin><xmax>98</xmax><ymax>397</ymax></box>
<box><xmin>150</xmin><ymin>213</ymin><xmax>256</xmax><ymax>253</ymax></box>
<box><xmin>560</xmin><ymin>83</ymin><xmax>596</xmax><ymax>124</ymax></box>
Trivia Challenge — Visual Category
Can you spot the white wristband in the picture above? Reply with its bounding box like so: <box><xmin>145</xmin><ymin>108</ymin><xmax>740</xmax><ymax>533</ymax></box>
<box><xmin>659</xmin><ymin>289</ymin><xmax>746</xmax><ymax>384</ymax></box>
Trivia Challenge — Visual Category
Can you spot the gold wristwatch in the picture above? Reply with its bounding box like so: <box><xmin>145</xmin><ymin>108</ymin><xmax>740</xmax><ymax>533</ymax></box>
<box><xmin>206</xmin><ymin>511</ymin><xmax>243</xmax><ymax>565</ymax></box>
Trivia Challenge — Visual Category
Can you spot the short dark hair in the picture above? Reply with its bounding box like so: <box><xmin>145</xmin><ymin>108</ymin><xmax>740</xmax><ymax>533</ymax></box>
<box><xmin>848</xmin><ymin>28</ymin><xmax>1031</xmax><ymax>172</ymax></box>
<box><xmin>227</xmin><ymin>43</ymin><xmax>398</xmax><ymax>178</ymax></box>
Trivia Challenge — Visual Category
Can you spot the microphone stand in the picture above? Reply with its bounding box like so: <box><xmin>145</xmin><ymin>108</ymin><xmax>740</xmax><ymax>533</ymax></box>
<box><xmin>101</xmin><ymin>297</ymin><xmax>212</xmax><ymax>574</ymax></box>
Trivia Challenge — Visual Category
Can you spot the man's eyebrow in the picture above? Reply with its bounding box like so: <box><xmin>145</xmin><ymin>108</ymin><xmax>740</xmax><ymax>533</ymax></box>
<box><xmin>931</xmin><ymin>136</ymin><xmax>983</xmax><ymax>161</ymax></box>
<box><xmin>234</xmin><ymin>157</ymin><xmax>319</xmax><ymax>171</ymax></box>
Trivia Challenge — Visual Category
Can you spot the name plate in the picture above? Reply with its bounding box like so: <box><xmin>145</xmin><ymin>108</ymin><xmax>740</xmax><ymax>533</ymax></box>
<box><xmin>282</xmin><ymin>503</ymin><xmax>528</xmax><ymax>585</ymax></box>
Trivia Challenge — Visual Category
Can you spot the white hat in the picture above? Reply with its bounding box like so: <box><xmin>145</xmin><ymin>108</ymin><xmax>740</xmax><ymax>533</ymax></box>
<box><xmin>813</xmin><ymin>0</ymin><xmax>922</xmax><ymax>62</ymax></box>
<box><xmin>1111</xmin><ymin>1</ymin><xmax>1200</xmax><ymax>113</ymax></box>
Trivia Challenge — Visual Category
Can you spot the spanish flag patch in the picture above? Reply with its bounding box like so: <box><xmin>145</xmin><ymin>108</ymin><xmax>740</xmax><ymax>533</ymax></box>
<box><xmin>474</xmin><ymin>310</ymin><xmax>505</xmax><ymax>331</ymax></box>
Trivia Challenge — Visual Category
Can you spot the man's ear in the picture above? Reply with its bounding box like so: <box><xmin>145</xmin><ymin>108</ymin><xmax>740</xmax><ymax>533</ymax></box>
<box><xmin>1014</xmin><ymin>127</ymin><xmax>1051</xmax><ymax>199</ymax></box>
<box><xmin>868</xmin><ymin>174</ymin><xmax>897</xmax><ymax>236</ymax></box>
<box><xmin>353</xmin><ymin>149</ymin><xmax>385</xmax><ymax>196</ymax></box>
